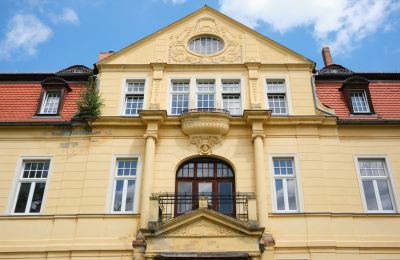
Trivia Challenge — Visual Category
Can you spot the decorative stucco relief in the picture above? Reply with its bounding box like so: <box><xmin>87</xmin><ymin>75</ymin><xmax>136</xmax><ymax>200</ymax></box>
<box><xmin>168</xmin><ymin>220</ymin><xmax>236</xmax><ymax>237</ymax></box>
<box><xmin>190</xmin><ymin>135</ymin><xmax>221</xmax><ymax>155</ymax></box>
<box><xmin>168</xmin><ymin>17</ymin><xmax>243</xmax><ymax>64</ymax></box>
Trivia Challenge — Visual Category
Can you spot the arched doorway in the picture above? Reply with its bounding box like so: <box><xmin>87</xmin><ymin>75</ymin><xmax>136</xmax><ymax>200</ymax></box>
<box><xmin>175</xmin><ymin>157</ymin><xmax>235</xmax><ymax>217</ymax></box>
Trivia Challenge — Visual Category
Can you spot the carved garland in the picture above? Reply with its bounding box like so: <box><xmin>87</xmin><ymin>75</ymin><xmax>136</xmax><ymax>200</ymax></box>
<box><xmin>168</xmin><ymin>17</ymin><xmax>243</xmax><ymax>64</ymax></box>
<box><xmin>190</xmin><ymin>136</ymin><xmax>221</xmax><ymax>155</ymax></box>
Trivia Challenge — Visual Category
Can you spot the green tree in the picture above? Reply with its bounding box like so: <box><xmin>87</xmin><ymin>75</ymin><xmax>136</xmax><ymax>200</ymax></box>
<box><xmin>75</xmin><ymin>76</ymin><xmax>104</xmax><ymax>119</ymax></box>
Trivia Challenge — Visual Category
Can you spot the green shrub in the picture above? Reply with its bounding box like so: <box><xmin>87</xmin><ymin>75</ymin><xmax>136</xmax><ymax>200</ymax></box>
<box><xmin>75</xmin><ymin>76</ymin><xmax>104</xmax><ymax>118</ymax></box>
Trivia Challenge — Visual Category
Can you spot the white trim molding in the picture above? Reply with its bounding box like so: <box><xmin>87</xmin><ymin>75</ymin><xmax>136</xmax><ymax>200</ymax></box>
<box><xmin>7</xmin><ymin>156</ymin><xmax>54</xmax><ymax>215</ymax></box>
<box><xmin>353</xmin><ymin>154</ymin><xmax>399</xmax><ymax>213</ymax></box>
<box><xmin>107</xmin><ymin>154</ymin><xmax>142</xmax><ymax>214</ymax></box>
<box><xmin>268</xmin><ymin>153</ymin><xmax>304</xmax><ymax>213</ymax></box>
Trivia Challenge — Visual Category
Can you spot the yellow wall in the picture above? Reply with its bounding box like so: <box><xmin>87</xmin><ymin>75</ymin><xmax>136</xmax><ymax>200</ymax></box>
<box><xmin>1</xmin><ymin>6</ymin><xmax>400</xmax><ymax>260</ymax></box>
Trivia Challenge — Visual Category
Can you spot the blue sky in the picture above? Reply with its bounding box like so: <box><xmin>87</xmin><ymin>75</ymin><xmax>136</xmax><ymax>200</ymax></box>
<box><xmin>0</xmin><ymin>0</ymin><xmax>399</xmax><ymax>72</ymax></box>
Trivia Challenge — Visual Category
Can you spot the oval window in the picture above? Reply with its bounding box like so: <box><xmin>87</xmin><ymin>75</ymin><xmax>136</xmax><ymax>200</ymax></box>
<box><xmin>188</xmin><ymin>36</ymin><xmax>224</xmax><ymax>55</ymax></box>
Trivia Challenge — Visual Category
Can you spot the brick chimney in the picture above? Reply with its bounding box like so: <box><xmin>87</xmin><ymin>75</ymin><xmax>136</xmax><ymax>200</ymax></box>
<box><xmin>321</xmin><ymin>47</ymin><xmax>332</xmax><ymax>67</ymax></box>
<box><xmin>98</xmin><ymin>51</ymin><xmax>114</xmax><ymax>61</ymax></box>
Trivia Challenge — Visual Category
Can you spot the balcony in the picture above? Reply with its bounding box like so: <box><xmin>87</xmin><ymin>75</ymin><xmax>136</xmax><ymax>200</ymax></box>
<box><xmin>180</xmin><ymin>108</ymin><xmax>231</xmax><ymax>136</ymax></box>
<box><xmin>150</xmin><ymin>192</ymin><xmax>256</xmax><ymax>224</ymax></box>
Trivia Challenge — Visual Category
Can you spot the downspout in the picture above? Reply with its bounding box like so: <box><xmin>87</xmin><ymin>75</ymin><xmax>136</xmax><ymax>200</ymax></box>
<box><xmin>310</xmin><ymin>73</ymin><xmax>336</xmax><ymax>117</ymax></box>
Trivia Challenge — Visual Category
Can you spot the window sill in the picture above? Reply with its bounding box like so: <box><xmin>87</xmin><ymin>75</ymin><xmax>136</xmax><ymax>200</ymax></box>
<box><xmin>33</xmin><ymin>114</ymin><xmax>61</xmax><ymax>118</ymax></box>
<box><xmin>349</xmin><ymin>113</ymin><xmax>376</xmax><ymax>116</ymax></box>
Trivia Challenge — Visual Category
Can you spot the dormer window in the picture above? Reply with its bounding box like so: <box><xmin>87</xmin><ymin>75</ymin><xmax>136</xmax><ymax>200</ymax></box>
<box><xmin>40</xmin><ymin>91</ymin><xmax>61</xmax><ymax>114</ymax></box>
<box><xmin>350</xmin><ymin>90</ymin><xmax>370</xmax><ymax>113</ymax></box>
<box><xmin>341</xmin><ymin>76</ymin><xmax>374</xmax><ymax>115</ymax></box>
<box><xmin>37</xmin><ymin>77</ymin><xmax>71</xmax><ymax>116</ymax></box>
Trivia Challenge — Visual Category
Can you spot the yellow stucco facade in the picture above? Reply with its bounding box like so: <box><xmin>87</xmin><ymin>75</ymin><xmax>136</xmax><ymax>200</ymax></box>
<box><xmin>1</xmin><ymin>6</ymin><xmax>400</xmax><ymax>260</ymax></box>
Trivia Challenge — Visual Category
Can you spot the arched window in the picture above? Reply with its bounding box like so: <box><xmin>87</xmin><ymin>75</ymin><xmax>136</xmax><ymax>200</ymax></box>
<box><xmin>175</xmin><ymin>157</ymin><xmax>235</xmax><ymax>217</ymax></box>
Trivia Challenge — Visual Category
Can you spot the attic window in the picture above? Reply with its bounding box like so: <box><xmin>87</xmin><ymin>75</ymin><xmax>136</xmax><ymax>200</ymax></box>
<box><xmin>37</xmin><ymin>77</ymin><xmax>71</xmax><ymax>116</ymax></box>
<box><xmin>341</xmin><ymin>76</ymin><xmax>374</xmax><ymax>115</ymax></box>
<box><xmin>188</xmin><ymin>35</ymin><xmax>224</xmax><ymax>55</ymax></box>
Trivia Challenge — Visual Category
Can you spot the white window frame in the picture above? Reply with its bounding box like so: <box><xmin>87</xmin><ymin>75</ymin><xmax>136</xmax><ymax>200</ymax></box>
<box><xmin>269</xmin><ymin>154</ymin><xmax>303</xmax><ymax>213</ymax></box>
<box><xmin>108</xmin><ymin>154</ymin><xmax>142</xmax><ymax>214</ymax></box>
<box><xmin>120</xmin><ymin>77</ymin><xmax>149</xmax><ymax>116</ymax></box>
<box><xmin>167</xmin><ymin>76</ymin><xmax>244</xmax><ymax>115</ymax></box>
<box><xmin>221</xmin><ymin>79</ymin><xmax>242</xmax><ymax>115</ymax></box>
<box><xmin>40</xmin><ymin>90</ymin><xmax>61</xmax><ymax>114</ymax></box>
<box><xmin>196</xmin><ymin>79</ymin><xmax>216</xmax><ymax>110</ymax></box>
<box><xmin>354</xmin><ymin>155</ymin><xmax>399</xmax><ymax>213</ymax></box>
<box><xmin>265</xmin><ymin>78</ymin><xmax>289</xmax><ymax>115</ymax></box>
<box><xmin>350</xmin><ymin>89</ymin><xmax>370</xmax><ymax>113</ymax></box>
<box><xmin>264</xmin><ymin>75</ymin><xmax>293</xmax><ymax>115</ymax></box>
<box><xmin>9</xmin><ymin>156</ymin><xmax>53</xmax><ymax>215</ymax></box>
<box><xmin>169</xmin><ymin>79</ymin><xmax>190</xmax><ymax>115</ymax></box>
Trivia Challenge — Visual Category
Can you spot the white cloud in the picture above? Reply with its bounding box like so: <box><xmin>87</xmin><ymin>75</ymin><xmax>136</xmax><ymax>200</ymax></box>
<box><xmin>219</xmin><ymin>0</ymin><xmax>399</xmax><ymax>55</ymax></box>
<box><xmin>0</xmin><ymin>14</ymin><xmax>52</xmax><ymax>59</ymax></box>
<box><xmin>163</xmin><ymin>0</ymin><xmax>187</xmax><ymax>4</ymax></box>
<box><xmin>50</xmin><ymin>8</ymin><xmax>79</xmax><ymax>25</ymax></box>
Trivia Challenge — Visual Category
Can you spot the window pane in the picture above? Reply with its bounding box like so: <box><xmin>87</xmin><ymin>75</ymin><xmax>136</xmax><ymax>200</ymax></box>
<box><xmin>350</xmin><ymin>90</ymin><xmax>369</xmax><ymax>113</ymax></box>
<box><xmin>14</xmin><ymin>183</ymin><xmax>31</xmax><ymax>213</ymax></box>
<box><xmin>219</xmin><ymin>182</ymin><xmax>233</xmax><ymax>213</ymax></box>
<box><xmin>41</xmin><ymin>91</ymin><xmax>61</xmax><ymax>114</ymax></box>
<box><xmin>287</xmin><ymin>179</ymin><xmax>297</xmax><ymax>211</ymax></box>
<box><xmin>29</xmin><ymin>182</ymin><xmax>46</xmax><ymax>213</ymax></box>
<box><xmin>126</xmin><ymin>80</ymin><xmax>145</xmax><ymax>93</ymax></box>
<box><xmin>222</xmin><ymin>94</ymin><xmax>241</xmax><ymax>115</ymax></box>
<box><xmin>268</xmin><ymin>94</ymin><xmax>287</xmax><ymax>114</ymax></box>
<box><xmin>113</xmin><ymin>180</ymin><xmax>124</xmax><ymax>212</ymax></box>
<box><xmin>362</xmin><ymin>180</ymin><xmax>378</xmax><ymax>211</ymax></box>
<box><xmin>222</xmin><ymin>80</ymin><xmax>240</xmax><ymax>92</ymax></box>
<box><xmin>125</xmin><ymin>180</ymin><xmax>135</xmax><ymax>212</ymax></box>
<box><xmin>198</xmin><ymin>182</ymin><xmax>213</xmax><ymax>206</ymax></box>
<box><xmin>188</xmin><ymin>36</ymin><xmax>224</xmax><ymax>55</ymax></box>
<box><xmin>177</xmin><ymin>182</ymin><xmax>192</xmax><ymax>213</ymax></box>
<box><xmin>377</xmin><ymin>180</ymin><xmax>394</xmax><ymax>211</ymax></box>
<box><xmin>116</xmin><ymin>159</ymin><xmax>137</xmax><ymax>176</ymax></box>
<box><xmin>266</xmin><ymin>79</ymin><xmax>286</xmax><ymax>93</ymax></box>
<box><xmin>275</xmin><ymin>179</ymin><xmax>285</xmax><ymax>211</ymax></box>
<box><xmin>124</xmin><ymin>95</ymin><xmax>143</xmax><ymax>115</ymax></box>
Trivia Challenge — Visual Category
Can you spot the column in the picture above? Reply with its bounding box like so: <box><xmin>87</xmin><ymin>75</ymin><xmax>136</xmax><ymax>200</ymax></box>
<box><xmin>253</xmin><ymin>134</ymin><xmax>268</xmax><ymax>228</ymax></box>
<box><xmin>244</xmin><ymin>110</ymin><xmax>270</xmax><ymax>229</ymax></box>
<box><xmin>140</xmin><ymin>134</ymin><xmax>156</xmax><ymax>228</ymax></box>
<box><xmin>139</xmin><ymin>111</ymin><xmax>165</xmax><ymax>229</ymax></box>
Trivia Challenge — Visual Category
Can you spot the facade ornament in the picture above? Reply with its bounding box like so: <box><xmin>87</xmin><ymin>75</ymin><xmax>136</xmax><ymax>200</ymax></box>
<box><xmin>168</xmin><ymin>17</ymin><xmax>243</xmax><ymax>64</ymax></box>
<box><xmin>259</xmin><ymin>233</ymin><xmax>275</xmax><ymax>252</ymax></box>
<box><xmin>132</xmin><ymin>231</ymin><xmax>146</xmax><ymax>248</ymax></box>
<box><xmin>150</xmin><ymin>63</ymin><xmax>166</xmax><ymax>109</ymax></box>
<box><xmin>190</xmin><ymin>135</ymin><xmax>221</xmax><ymax>155</ymax></box>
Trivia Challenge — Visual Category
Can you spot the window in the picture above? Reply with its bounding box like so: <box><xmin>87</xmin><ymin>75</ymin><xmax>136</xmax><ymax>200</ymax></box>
<box><xmin>124</xmin><ymin>80</ymin><xmax>145</xmax><ymax>115</ymax></box>
<box><xmin>222</xmin><ymin>80</ymin><xmax>241</xmax><ymax>115</ymax></box>
<box><xmin>176</xmin><ymin>157</ymin><xmax>234</xmax><ymax>216</ymax></box>
<box><xmin>197</xmin><ymin>80</ymin><xmax>215</xmax><ymax>110</ymax></box>
<box><xmin>272</xmin><ymin>158</ymin><xmax>299</xmax><ymax>212</ymax></box>
<box><xmin>13</xmin><ymin>160</ymin><xmax>50</xmax><ymax>214</ymax></box>
<box><xmin>350</xmin><ymin>90</ymin><xmax>370</xmax><ymax>113</ymax></box>
<box><xmin>266</xmin><ymin>79</ymin><xmax>288</xmax><ymax>115</ymax></box>
<box><xmin>112</xmin><ymin>158</ymin><xmax>138</xmax><ymax>213</ymax></box>
<box><xmin>171</xmin><ymin>80</ymin><xmax>189</xmax><ymax>115</ymax></box>
<box><xmin>357</xmin><ymin>158</ymin><xmax>396</xmax><ymax>212</ymax></box>
<box><xmin>188</xmin><ymin>36</ymin><xmax>224</xmax><ymax>55</ymax></box>
<box><xmin>341</xmin><ymin>76</ymin><xmax>374</xmax><ymax>114</ymax></box>
<box><xmin>40</xmin><ymin>91</ymin><xmax>61</xmax><ymax>114</ymax></box>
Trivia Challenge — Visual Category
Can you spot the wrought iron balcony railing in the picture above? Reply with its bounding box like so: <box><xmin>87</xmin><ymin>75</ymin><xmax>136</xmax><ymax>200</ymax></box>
<box><xmin>152</xmin><ymin>192</ymin><xmax>255</xmax><ymax>223</ymax></box>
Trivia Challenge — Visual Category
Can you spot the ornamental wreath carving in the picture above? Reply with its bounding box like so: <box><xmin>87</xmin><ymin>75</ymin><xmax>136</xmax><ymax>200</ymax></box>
<box><xmin>168</xmin><ymin>17</ymin><xmax>243</xmax><ymax>64</ymax></box>
<box><xmin>190</xmin><ymin>136</ymin><xmax>221</xmax><ymax>155</ymax></box>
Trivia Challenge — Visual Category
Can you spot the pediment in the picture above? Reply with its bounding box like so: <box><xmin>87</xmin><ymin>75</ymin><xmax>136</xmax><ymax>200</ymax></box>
<box><xmin>144</xmin><ymin>208</ymin><xmax>264</xmax><ymax>238</ymax></box>
<box><xmin>97</xmin><ymin>6</ymin><xmax>313</xmax><ymax>66</ymax></box>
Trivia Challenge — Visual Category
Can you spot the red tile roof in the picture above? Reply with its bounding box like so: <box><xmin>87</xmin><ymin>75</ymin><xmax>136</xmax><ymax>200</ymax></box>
<box><xmin>0</xmin><ymin>83</ymin><xmax>85</xmax><ymax>122</ymax></box>
<box><xmin>316</xmin><ymin>81</ymin><xmax>400</xmax><ymax>120</ymax></box>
